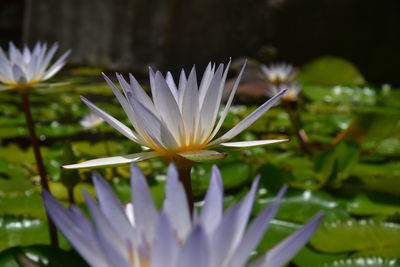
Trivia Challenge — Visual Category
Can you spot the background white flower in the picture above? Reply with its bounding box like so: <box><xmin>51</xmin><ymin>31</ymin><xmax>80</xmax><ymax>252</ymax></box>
<box><xmin>0</xmin><ymin>42</ymin><xmax>71</xmax><ymax>90</ymax></box>
<box><xmin>43</xmin><ymin>163</ymin><xmax>323</xmax><ymax>267</ymax></box>
<box><xmin>63</xmin><ymin>61</ymin><xmax>287</xmax><ymax>169</ymax></box>
<box><xmin>261</xmin><ymin>62</ymin><xmax>296</xmax><ymax>84</ymax></box>
<box><xmin>80</xmin><ymin>113</ymin><xmax>105</xmax><ymax>129</ymax></box>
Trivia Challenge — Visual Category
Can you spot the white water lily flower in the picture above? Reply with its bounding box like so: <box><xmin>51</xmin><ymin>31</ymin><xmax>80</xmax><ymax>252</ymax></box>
<box><xmin>261</xmin><ymin>62</ymin><xmax>296</xmax><ymax>84</ymax></box>
<box><xmin>0</xmin><ymin>42</ymin><xmax>70</xmax><ymax>90</ymax></box>
<box><xmin>80</xmin><ymin>113</ymin><xmax>105</xmax><ymax>129</ymax></box>
<box><xmin>268</xmin><ymin>82</ymin><xmax>302</xmax><ymax>102</ymax></box>
<box><xmin>43</xmin><ymin>163</ymin><xmax>323</xmax><ymax>267</ymax></box>
<box><xmin>63</xmin><ymin>61</ymin><xmax>287</xmax><ymax>169</ymax></box>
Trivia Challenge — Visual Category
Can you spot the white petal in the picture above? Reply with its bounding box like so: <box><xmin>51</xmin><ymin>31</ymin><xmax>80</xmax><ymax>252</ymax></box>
<box><xmin>127</xmin><ymin>92</ymin><xmax>179</xmax><ymax>149</ymax></box>
<box><xmin>153</xmin><ymin>71</ymin><xmax>185</xmax><ymax>145</ymax></box>
<box><xmin>62</xmin><ymin>151</ymin><xmax>159</xmax><ymax>169</ymax></box>
<box><xmin>198</xmin><ymin>64</ymin><xmax>224</xmax><ymax>138</ymax></box>
<box><xmin>218</xmin><ymin>139</ymin><xmax>288</xmax><ymax>148</ymax></box>
<box><xmin>181</xmin><ymin>67</ymin><xmax>199</xmax><ymax>145</ymax></box>
<box><xmin>166</xmin><ymin>71</ymin><xmax>179</xmax><ymax>101</ymax></box>
<box><xmin>198</xmin><ymin>62</ymin><xmax>213</xmax><ymax>106</ymax></box>
<box><xmin>208</xmin><ymin>60</ymin><xmax>246</xmax><ymax>141</ymax></box>
<box><xmin>128</xmin><ymin>73</ymin><xmax>158</xmax><ymax>114</ymax></box>
<box><xmin>210</xmin><ymin>89</ymin><xmax>287</xmax><ymax>145</ymax></box>
<box><xmin>80</xmin><ymin>96</ymin><xmax>141</xmax><ymax>143</ymax></box>
<box><xmin>42</xmin><ymin>49</ymin><xmax>71</xmax><ymax>80</ymax></box>
<box><xmin>104</xmin><ymin>73</ymin><xmax>148</xmax><ymax>137</ymax></box>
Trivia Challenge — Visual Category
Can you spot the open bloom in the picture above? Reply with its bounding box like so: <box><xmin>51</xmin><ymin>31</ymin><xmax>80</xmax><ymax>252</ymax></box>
<box><xmin>43</xmin><ymin>163</ymin><xmax>323</xmax><ymax>267</ymax></box>
<box><xmin>63</xmin><ymin>62</ymin><xmax>287</xmax><ymax>169</ymax></box>
<box><xmin>261</xmin><ymin>62</ymin><xmax>296</xmax><ymax>84</ymax></box>
<box><xmin>80</xmin><ymin>113</ymin><xmax>105</xmax><ymax>129</ymax></box>
<box><xmin>0</xmin><ymin>42</ymin><xmax>70</xmax><ymax>90</ymax></box>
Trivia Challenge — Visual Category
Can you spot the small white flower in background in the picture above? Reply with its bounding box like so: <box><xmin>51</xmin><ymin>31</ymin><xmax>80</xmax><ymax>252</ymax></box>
<box><xmin>80</xmin><ymin>113</ymin><xmax>104</xmax><ymax>129</ymax></box>
<box><xmin>43</xmin><ymin>163</ymin><xmax>323</xmax><ymax>267</ymax></box>
<box><xmin>261</xmin><ymin>62</ymin><xmax>296</xmax><ymax>84</ymax></box>
<box><xmin>272</xmin><ymin>82</ymin><xmax>302</xmax><ymax>102</ymax></box>
<box><xmin>63</xmin><ymin>61</ymin><xmax>287</xmax><ymax>170</ymax></box>
<box><xmin>0</xmin><ymin>42</ymin><xmax>71</xmax><ymax>90</ymax></box>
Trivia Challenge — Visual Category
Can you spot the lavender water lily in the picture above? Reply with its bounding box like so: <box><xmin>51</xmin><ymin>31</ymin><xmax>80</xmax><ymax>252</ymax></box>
<box><xmin>44</xmin><ymin>163</ymin><xmax>323</xmax><ymax>267</ymax></box>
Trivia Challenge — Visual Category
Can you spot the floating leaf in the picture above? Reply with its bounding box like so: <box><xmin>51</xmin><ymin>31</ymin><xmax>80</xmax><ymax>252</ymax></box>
<box><xmin>311</xmin><ymin>220</ymin><xmax>400</xmax><ymax>257</ymax></box>
<box><xmin>297</xmin><ymin>56</ymin><xmax>365</xmax><ymax>86</ymax></box>
<box><xmin>255</xmin><ymin>189</ymin><xmax>349</xmax><ymax>223</ymax></box>
<box><xmin>348</xmin><ymin>194</ymin><xmax>400</xmax><ymax>216</ymax></box>
<box><xmin>322</xmin><ymin>257</ymin><xmax>400</xmax><ymax>267</ymax></box>
<box><xmin>0</xmin><ymin>215</ymin><xmax>69</xmax><ymax>250</ymax></box>
<box><xmin>0</xmin><ymin>245</ymin><xmax>87</xmax><ymax>266</ymax></box>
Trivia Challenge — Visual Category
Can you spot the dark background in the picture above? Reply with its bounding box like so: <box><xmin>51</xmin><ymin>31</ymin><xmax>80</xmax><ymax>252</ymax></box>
<box><xmin>1</xmin><ymin>0</ymin><xmax>399</xmax><ymax>85</ymax></box>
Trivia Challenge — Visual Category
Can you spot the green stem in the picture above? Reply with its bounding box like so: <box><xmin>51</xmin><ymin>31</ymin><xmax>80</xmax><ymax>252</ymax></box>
<box><xmin>67</xmin><ymin>187</ymin><xmax>75</xmax><ymax>205</ymax></box>
<box><xmin>282</xmin><ymin>100</ymin><xmax>311</xmax><ymax>154</ymax></box>
<box><xmin>177</xmin><ymin>166</ymin><xmax>194</xmax><ymax>216</ymax></box>
<box><xmin>20</xmin><ymin>91</ymin><xmax>59</xmax><ymax>247</ymax></box>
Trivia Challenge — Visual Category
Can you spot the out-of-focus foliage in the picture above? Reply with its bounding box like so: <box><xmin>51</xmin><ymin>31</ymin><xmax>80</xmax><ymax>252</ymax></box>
<box><xmin>0</xmin><ymin>57</ymin><xmax>399</xmax><ymax>266</ymax></box>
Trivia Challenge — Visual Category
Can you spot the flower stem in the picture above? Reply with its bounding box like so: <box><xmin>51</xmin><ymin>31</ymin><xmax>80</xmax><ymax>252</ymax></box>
<box><xmin>177</xmin><ymin>166</ymin><xmax>194</xmax><ymax>216</ymax></box>
<box><xmin>67</xmin><ymin>187</ymin><xmax>75</xmax><ymax>205</ymax></box>
<box><xmin>20</xmin><ymin>91</ymin><xmax>59</xmax><ymax>247</ymax></box>
<box><xmin>282</xmin><ymin>100</ymin><xmax>311</xmax><ymax>154</ymax></box>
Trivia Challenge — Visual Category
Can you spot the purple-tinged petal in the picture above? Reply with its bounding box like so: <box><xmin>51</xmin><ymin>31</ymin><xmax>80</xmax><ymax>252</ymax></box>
<box><xmin>42</xmin><ymin>190</ymin><xmax>108</xmax><ymax>267</ymax></box>
<box><xmin>150</xmin><ymin>212</ymin><xmax>179</xmax><ymax>267</ymax></box>
<box><xmin>92</xmin><ymin>172</ymin><xmax>136</xmax><ymax>243</ymax></box>
<box><xmin>229</xmin><ymin>185</ymin><xmax>288</xmax><ymax>267</ymax></box>
<box><xmin>200</xmin><ymin>165</ymin><xmax>223</xmax><ymax>235</ymax></box>
<box><xmin>177</xmin><ymin>226</ymin><xmax>209</xmax><ymax>267</ymax></box>
<box><xmin>263</xmin><ymin>212</ymin><xmax>324</xmax><ymax>267</ymax></box>
<box><xmin>131</xmin><ymin>163</ymin><xmax>159</xmax><ymax>243</ymax></box>
<box><xmin>163</xmin><ymin>164</ymin><xmax>191</xmax><ymax>241</ymax></box>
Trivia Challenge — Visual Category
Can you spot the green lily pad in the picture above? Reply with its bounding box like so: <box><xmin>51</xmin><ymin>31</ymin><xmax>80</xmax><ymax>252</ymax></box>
<box><xmin>255</xmin><ymin>189</ymin><xmax>349</xmax><ymax>223</ymax></box>
<box><xmin>347</xmin><ymin>194</ymin><xmax>400</xmax><ymax>216</ymax></box>
<box><xmin>0</xmin><ymin>245</ymin><xmax>87</xmax><ymax>266</ymax></box>
<box><xmin>322</xmin><ymin>257</ymin><xmax>400</xmax><ymax>267</ymax></box>
<box><xmin>0</xmin><ymin>215</ymin><xmax>69</xmax><ymax>251</ymax></box>
<box><xmin>0</xmin><ymin>192</ymin><xmax>46</xmax><ymax>220</ymax></box>
<box><xmin>298</xmin><ymin>56</ymin><xmax>365</xmax><ymax>86</ymax></box>
<box><xmin>311</xmin><ymin>220</ymin><xmax>400</xmax><ymax>257</ymax></box>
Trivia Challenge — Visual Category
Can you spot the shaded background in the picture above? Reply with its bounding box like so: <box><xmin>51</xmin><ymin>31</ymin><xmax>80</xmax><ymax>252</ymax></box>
<box><xmin>1</xmin><ymin>0</ymin><xmax>399</xmax><ymax>85</ymax></box>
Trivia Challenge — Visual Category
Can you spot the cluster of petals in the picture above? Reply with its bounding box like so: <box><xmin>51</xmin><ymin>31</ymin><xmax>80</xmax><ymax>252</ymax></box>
<box><xmin>0</xmin><ymin>42</ymin><xmax>70</xmax><ymax>90</ymax></box>
<box><xmin>64</xmin><ymin>61</ymin><xmax>287</xmax><ymax>169</ymax></box>
<box><xmin>43</xmin><ymin>163</ymin><xmax>323</xmax><ymax>267</ymax></box>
